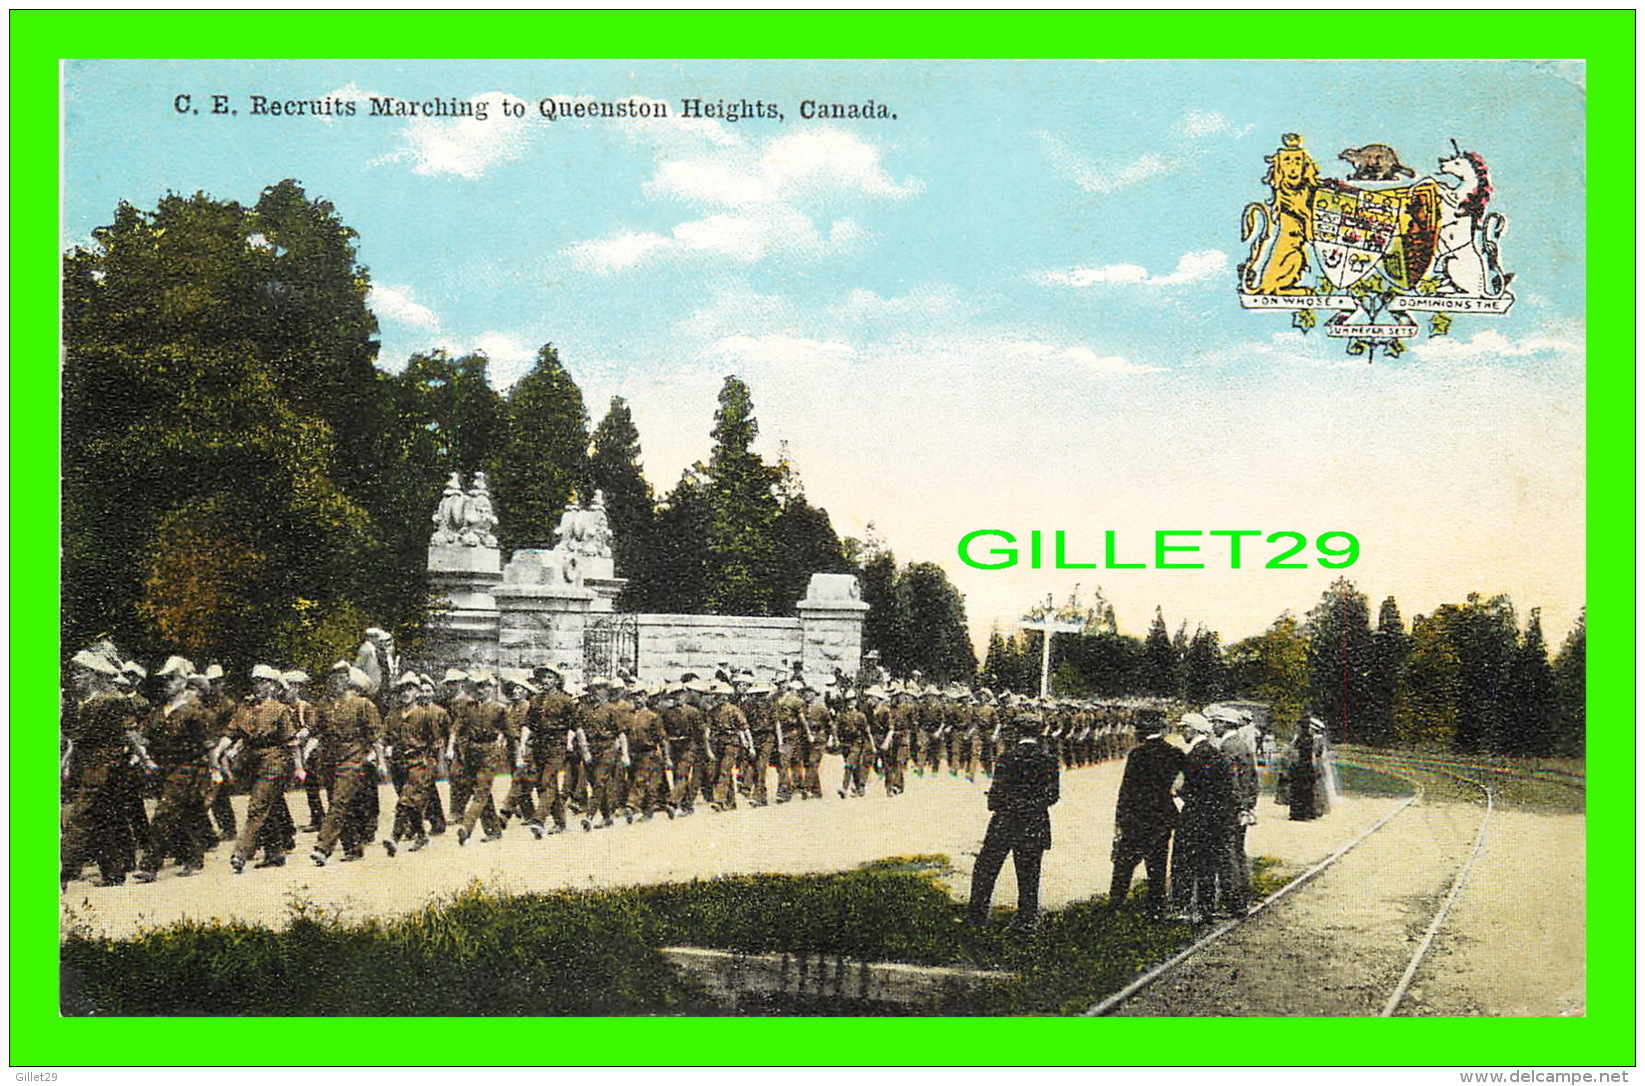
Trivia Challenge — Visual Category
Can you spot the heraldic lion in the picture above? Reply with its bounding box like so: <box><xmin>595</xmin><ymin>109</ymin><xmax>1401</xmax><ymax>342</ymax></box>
<box><xmin>1241</xmin><ymin>134</ymin><xmax>1320</xmax><ymax>295</ymax></box>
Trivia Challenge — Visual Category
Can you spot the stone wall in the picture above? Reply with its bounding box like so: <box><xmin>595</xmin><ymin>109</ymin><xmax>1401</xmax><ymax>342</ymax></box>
<box><xmin>634</xmin><ymin>613</ymin><xmax>805</xmax><ymax>680</ymax></box>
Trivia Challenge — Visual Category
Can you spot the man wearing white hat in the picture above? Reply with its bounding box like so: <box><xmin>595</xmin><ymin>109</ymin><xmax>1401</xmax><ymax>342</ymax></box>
<box><xmin>61</xmin><ymin>649</ymin><xmax>142</xmax><ymax>887</ymax></box>
<box><xmin>312</xmin><ymin>665</ymin><xmax>387</xmax><ymax>865</ymax></box>
<box><xmin>218</xmin><ymin>665</ymin><xmax>300</xmax><ymax>873</ymax></box>
<box><xmin>451</xmin><ymin>670</ymin><xmax>508</xmax><ymax>844</ymax></box>
<box><xmin>132</xmin><ymin>657</ymin><xmax>213</xmax><ymax>882</ymax></box>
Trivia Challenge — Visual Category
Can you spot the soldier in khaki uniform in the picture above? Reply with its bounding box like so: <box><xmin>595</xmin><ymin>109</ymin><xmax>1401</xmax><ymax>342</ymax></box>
<box><xmin>705</xmin><ymin>682</ymin><xmax>748</xmax><ymax>811</ymax></box>
<box><xmin>311</xmin><ymin>665</ymin><xmax>387</xmax><ymax>865</ymax></box>
<box><xmin>219</xmin><ymin>665</ymin><xmax>299</xmax><ymax>874</ymax></box>
<box><xmin>886</xmin><ymin>685</ymin><xmax>919</xmax><ymax>796</ymax></box>
<box><xmin>738</xmin><ymin>680</ymin><xmax>779</xmax><ymax>807</ymax></box>
<box><xmin>498</xmin><ymin>674</ymin><xmax>537</xmax><ymax>827</ymax></box>
<box><xmin>625</xmin><ymin>683</ymin><xmax>673</xmax><ymax>820</ymax></box>
<box><xmin>450</xmin><ymin>671</ymin><xmax>508</xmax><ymax>844</ymax></box>
<box><xmin>290</xmin><ymin>669</ymin><xmax>328</xmax><ymax>832</ymax></box>
<box><xmin>579</xmin><ymin>676</ymin><xmax>630</xmax><ymax>829</ymax></box>
<box><xmin>836</xmin><ymin>690</ymin><xmax>876</xmax><ymax>798</ymax></box>
<box><xmin>61</xmin><ymin>649</ymin><xmax>142</xmax><ymax>886</ymax></box>
<box><xmin>799</xmin><ymin>681</ymin><xmax>831</xmax><ymax>799</ymax></box>
<box><xmin>521</xmin><ymin>666</ymin><xmax>579</xmax><ymax>837</ymax></box>
<box><xmin>662</xmin><ymin>679</ymin><xmax>707</xmax><ymax>815</ymax></box>
<box><xmin>385</xmin><ymin>672</ymin><xmax>441</xmax><ymax>851</ymax></box>
<box><xmin>771</xmin><ymin>680</ymin><xmax>806</xmax><ymax>802</ymax></box>
<box><xmin>133</xmin><ymin>657</ymin><xmax>212</xmax><ymax>881</ymax></box>
<box><xmin>198</xmin><ymin>664</ymin><xmax>239</xmax><ymax>842</ymax></box>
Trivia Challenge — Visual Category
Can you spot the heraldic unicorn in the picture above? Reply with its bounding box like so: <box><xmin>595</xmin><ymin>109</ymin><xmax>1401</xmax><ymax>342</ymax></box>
<box><xmin>1238</xmin><ymin>133</ymin><xmax>1514</xmax><ymax>360</ymax></box>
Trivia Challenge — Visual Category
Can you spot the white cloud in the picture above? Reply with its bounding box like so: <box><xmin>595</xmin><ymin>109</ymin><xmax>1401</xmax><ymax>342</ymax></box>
<box><xmin>368</xmin><ymin>283</ymin><xmax>441</xmax><ymax>331</ymax></box>
<box><xmin>1040</xmin><ymin>249</ymin><xmax>1228</xmax><ymax>288</ymax></box>
<box><xmin>1178</xmin><ymin>109</ymin><xmax>1251</xmax><ymax>140</ymax></box>
<box><xmin>374</xmin><ymin>92</ymin><xmax>533</xmax><ymax>179</ymax></box>
<box><xmin>1037</xmin><ymin>106</ymin><xmax>1251</xmax><ymax>196</ymax></box>
<box><xmin>468</xmin><ymin>331</ymin><xmax>538</xmax><ymax>386</ymax></box>
<box><xmin>703</xmin><ymin>333</ymin><xmax>857</xmax><ymax>369</ymax></box>
<box><xmin>1409</xmin><ymin>328</ymin><xmax>1585</xmax><ymax>363</ymax></box>
<box><xmin>569</xmin><ymin>127</ymin><xmax>919</xmax><ymax>273</ymax></box>
<box><xmin>565</xmin><ymin>231</ymin><xmax>673</xmax><ymax>274</ymax></box>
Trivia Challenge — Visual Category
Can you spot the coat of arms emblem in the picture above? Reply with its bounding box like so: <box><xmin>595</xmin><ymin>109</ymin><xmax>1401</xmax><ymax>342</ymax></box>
<box><xmin>1238</xmin><ymin>134</ymin><xmax>1514</xmax><ymax>359</ymax></box>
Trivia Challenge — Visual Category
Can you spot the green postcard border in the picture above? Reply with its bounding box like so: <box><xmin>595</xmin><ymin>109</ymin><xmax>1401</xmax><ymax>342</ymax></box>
<box><xmin>11</xmin><ymin>9</ymin><xmax>1635</xmax><ymax>1067</ymax></box>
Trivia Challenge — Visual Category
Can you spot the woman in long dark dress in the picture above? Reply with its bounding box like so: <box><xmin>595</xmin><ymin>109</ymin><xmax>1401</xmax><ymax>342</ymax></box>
<box><xmin>1287</xmin><ymin>717</ymin><xmax>1320</xmax><ymax>821</ymax></box>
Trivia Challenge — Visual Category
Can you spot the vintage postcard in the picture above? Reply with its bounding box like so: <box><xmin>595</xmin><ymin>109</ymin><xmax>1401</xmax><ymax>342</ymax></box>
<box><xmin>25</xmin><ymin>16</ymin><xmax>1632</xmax><ymax>1070</ymax></box>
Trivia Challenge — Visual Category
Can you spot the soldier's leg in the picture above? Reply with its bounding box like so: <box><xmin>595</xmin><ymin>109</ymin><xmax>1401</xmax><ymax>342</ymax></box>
<box><xmin>61</xmin><ymin>757</ymin><xmax>116</xmax><ymax>881</ymax></box>
<box><xmin>1108</xmin><ymin>841</ymin><xmax>1141</xmax><ymax>908</ymax></box>
<box><xmin>805</xmin><ymin>741</ymin><xmax>824</xmax><ymax>798</ymax></box>
<box><xmin>460</xmin><ymin>753</ymin><xmax>501</xmax><ymax>836</ymax></box>
<box><xmin>966</xmin><ymin>828</ymin><xmax>1010</xmax><ymax>925</ymax></box>
<box><xmin>303</xmin><ymin>769</ymin><xmax>326</xmax><ymax>830</ymax></box>
<box><xmin>392</xmin><ymin>762</ymin><xmax>423</xmax><ymax>841</ymax></box>
<box><xmin>668</xmin><ymin>750</ymin><xmax>693</xmax><ymax>812</ymax></box>
<box><xmin>535</xmin><ymin>755</ymin><xmax>568</xmax><ymax>830</ymax></box>
<box><xmin>316</xmin><ymin>766</ymin><xmax>366</xmax><ymax>857</ymax></box>
<box><xmin>750</xmin><ymin>736</ymin><xmax>775</xmax><ymax>804</ymax></box>
<box><xmin>1142</xmin><ymin>834</ymin><xmax>1172</xmax><ymax>916</ymax></box>
<box><xmin>505</xmin><ymin>763</ymin><xmax>537</xmax><ymax>826</ymax></box>
<box><xmin>1011</xmin><ymin>845</ymin><xmax>1045</xmax><ymax>929</ymax></box>
<box><xmin>232</xmin><ymin>770</ymin><xmax>282</xmax><ymax>867</ymax></box>
<box><xmin>713</xmin><ymin>749</ymin><xmax>739</xmax><ymax>810</ymax></box>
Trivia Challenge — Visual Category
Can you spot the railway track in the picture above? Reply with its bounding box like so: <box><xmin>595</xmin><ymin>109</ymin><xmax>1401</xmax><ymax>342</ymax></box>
<box><xmin>1085</xmin><ymin>759</ymin><xmax>1496</xmax><ymax>1017</ymax></box>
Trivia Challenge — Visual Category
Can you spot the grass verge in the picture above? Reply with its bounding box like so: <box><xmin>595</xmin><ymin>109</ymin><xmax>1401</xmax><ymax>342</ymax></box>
<box><xmin>62</xmin><ymin>855</ymin><xmax>1293</xmax><ymax>1016</ymax></box>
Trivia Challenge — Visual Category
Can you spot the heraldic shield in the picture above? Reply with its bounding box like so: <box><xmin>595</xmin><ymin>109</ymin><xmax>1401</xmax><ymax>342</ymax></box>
<box><xmin>1312</xmin><ymin>177</ymin><xmax>1441</xmax><ymax>290</ymax></box>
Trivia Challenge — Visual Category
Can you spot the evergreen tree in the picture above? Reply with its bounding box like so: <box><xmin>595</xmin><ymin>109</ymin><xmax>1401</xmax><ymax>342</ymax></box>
<box><xmin>1551</xmin><ymin>608</ymin><xmax>1586</xmax><ymax>757</ymax></box>
<box><xmin>1432</xmin><ymin>593</ymin><xmax>1518</xmax><ymax>754</ymax></box>
<box><xmin>1365</xmin><ymin>596</ymin><xmax>1411</xmax><ymax>747</ymax></box>
<box><xmin>1182</xmin><ymin>625</ymin><xmax>1228</xmax><ymax>705</ymax></box>
<box><xmin>896</xmin><ymin>562</ymin><xmax>978</xmax><ymax>683</ymax></box>
<box><xmin>492</xmin><ymin>344</ymin><xmax>590</xmax><ymax>554</ymax></box>
<box><xmin>703</xmin><ymin>376</ymin><xmax>782</xmax><ymax>615</ymax></box>
<box><xmin>646</xmin><ymin>466</ymin><xmax>713</xmax><ymax>614</ymax></box>
<box><xmin>1395</xmin><ymin>613</ymin><xmax>1462</xmax><ymax>749</ymax></box>
<box><xmin>1304</xmin><ymin>578</ymin><xmax>1375</xmax><ymax>743</ymax></box>
<box><xmin>1142</xmin><ymin>608</ymin><xmax>1178</xmax><ymax>696</ymax></box>
<box><xmin>1504</xmin><ymin>608</ymin><xmax>1559</xmax><ymax>756</ymax></box>
<box><xmin>589</xmin><ymin>396</ymin><xmax>656</xmax><ymax>608</ymax></box>
<box><xmin>769</xmin><ymin>449</ymin><xmax>850</xmax><ymax>611</ymax></box>
<box><xmin>857</xmin><ymin>546</ymin><xmax>906</xmax><ymax>672</ymax></box>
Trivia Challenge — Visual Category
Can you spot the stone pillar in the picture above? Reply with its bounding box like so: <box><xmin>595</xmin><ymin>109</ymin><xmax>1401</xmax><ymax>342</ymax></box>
<box><xmin>493</xmin><ymin>548</ymin><xmax>597</xmax><ymax>680</ymax></box>
<box><xmin>425</xmin><ymin>542</ymin><xmax>503</xmax><ymax>668</ymax></box>
<box><xmin>795</xmin><ymin>573</ymin><xmax>869</xmax><ymax>683</ymax></box>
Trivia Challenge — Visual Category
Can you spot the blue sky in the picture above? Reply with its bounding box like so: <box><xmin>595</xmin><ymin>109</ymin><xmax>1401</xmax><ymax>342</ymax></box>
<box><xmin>62</xmin><ymin>59</ymin><xmax>1588</xmax><ymax>647</ymax></box>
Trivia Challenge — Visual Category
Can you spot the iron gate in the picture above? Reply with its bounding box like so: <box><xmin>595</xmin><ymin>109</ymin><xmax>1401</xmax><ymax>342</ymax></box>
<box><xmin>584</xmin><ymin>612</ymin><xmax>639</xmax><ymax>679</ymax></box>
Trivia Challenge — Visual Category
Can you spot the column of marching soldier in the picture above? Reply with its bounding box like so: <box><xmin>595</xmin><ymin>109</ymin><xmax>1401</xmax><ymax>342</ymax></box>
<box><xmin>58</xmin><ymin>639</ymin><xmax>1146</xmax><ymax>888</ymax></box>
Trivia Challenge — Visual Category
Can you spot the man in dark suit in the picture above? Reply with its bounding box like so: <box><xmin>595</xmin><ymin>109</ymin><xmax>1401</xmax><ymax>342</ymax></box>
<box><xmin>965</xmin><ymin>714</ymin><xmax>1060</xmax><ymax>933</ymax></box>
<box><xmin>1108</xmin><ymin>708</ymin><xmax>1187</xmax><ymax>916</ymax></box>
<box><xmin>1171</xmin><ymin>712</ymin><xmax>1239</xmax><ymax>922</ymax></box>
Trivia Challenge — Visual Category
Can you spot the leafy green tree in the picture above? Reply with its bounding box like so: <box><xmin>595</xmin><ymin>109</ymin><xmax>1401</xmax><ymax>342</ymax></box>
<box><xmin>63</xmin><ymin>185</ymin><xmax>384</xmax><ymax>669</ymax></box>
<box><xmin>1227</xmin><ymin>612</ymin><xmax>1309</xmax><ymax>728</ymax></box>
<box><xmin>1141</xmin><ymin>608</ymin><xmax>1178</xmax><ymax>696</ymax></box>
<box><xmin>589</xmin><ymin>396</ymin><xmax>657</xmax><ymax>608</ymax></box>
<box><xmin>492</xmin><ymin>345</ymin><xmax>590</xmax><ymax>554</ymax></box>
<box><xmin>1551</xmin><ymin>608</ymin><xmax>1586</xmax><ymax>757</ymax></box>
<box><xmin>1304</xmin><ymin>578</ymin><xmax>1376</xmax><ymax>743</ymax></box>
